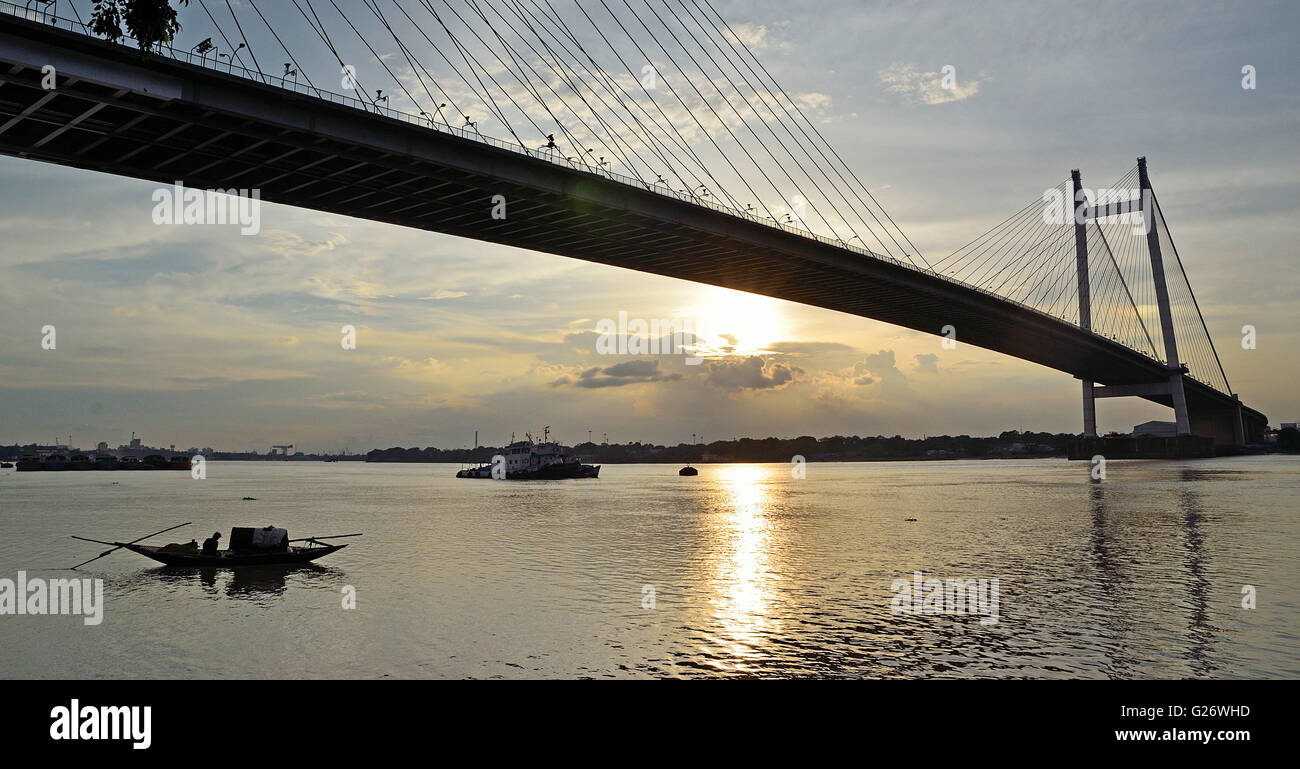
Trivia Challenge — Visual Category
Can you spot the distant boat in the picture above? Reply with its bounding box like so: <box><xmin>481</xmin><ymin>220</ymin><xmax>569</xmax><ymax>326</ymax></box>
<box><xmin>457</xmin><ymin>437</ymin><xmax>599</xmax><ymax>480</ymax></box>
<box><xmin>16</xmin><ymin>453</ymin><xmax>189</xmax><ymax>471</ymax></box>
<box><xmin>678</xmin><ymin>465</ymin><xmax>698</xmax><ymax>476</ymax></box>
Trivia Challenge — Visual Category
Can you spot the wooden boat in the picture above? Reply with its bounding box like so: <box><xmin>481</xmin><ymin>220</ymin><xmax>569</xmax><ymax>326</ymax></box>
<box><xmin>71</xmin><ymin>523</ymin><xmax>361</xmax><ymax>570</ymax></box>
<box><xmin>118</xmin><ymin>540</ymin><xmax>347</xmax><ymax>567</ymax></box>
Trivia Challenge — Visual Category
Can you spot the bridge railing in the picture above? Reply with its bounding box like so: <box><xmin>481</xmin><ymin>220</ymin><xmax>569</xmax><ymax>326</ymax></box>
<box><xmin>2</xmin><ymin>2</ymin><xmax>1197</xmax><ymax>385</ymax></box>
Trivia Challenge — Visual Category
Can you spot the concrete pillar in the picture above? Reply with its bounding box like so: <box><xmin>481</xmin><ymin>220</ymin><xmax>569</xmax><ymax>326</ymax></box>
<box><xmin>1138</xmin><ymin>157</ymin><xmax>1191</xmax><ymax>435</ymax></box>
<box><xmin>1072</xmin><ymin>170</ymin><xmax>1096</xmax><ymax>437</ymax></box>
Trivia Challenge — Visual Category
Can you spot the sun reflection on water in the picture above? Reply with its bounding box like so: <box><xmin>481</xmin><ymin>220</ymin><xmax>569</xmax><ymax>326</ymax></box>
<box><xmin>706</xmin><ymin>464</ymin><xmax>779</xmax><ymax>670</ymax></box>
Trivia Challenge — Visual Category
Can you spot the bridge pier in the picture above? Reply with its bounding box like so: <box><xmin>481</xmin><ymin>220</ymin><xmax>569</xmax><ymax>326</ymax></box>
<box><xmin>1081</xmin><ymin>380</ymin><xmax>1097</xmax><ymax>437</ymax></box>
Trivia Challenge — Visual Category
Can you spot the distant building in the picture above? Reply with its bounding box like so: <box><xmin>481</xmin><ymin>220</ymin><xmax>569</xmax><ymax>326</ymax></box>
<box><xmin>1282</xmin><ymin>422</ymin><xmax>1297</xmax><ymax>430</ymax></box>
<box><xmin>1133</xmin><ymin>420</ymin><xmax>1177</xmax><ymax>437</ymax></box>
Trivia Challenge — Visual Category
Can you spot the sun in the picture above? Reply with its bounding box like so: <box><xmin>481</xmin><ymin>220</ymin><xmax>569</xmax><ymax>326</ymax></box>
<box><xmin>689</xmin><ymin>286</ymin><xmax>786</xmax><ymax>356</ymax></box>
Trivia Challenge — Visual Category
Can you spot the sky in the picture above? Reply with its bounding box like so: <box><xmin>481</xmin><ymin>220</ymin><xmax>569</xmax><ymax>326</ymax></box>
<box><xmin>0</xmin><ymin>0</ymin><xmax>1296</xmax><ymax>453</ymax></box>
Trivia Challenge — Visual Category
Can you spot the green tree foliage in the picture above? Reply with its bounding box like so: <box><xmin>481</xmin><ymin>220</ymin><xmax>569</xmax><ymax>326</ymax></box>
<box><xmin>90</xmin><ymin>0</ymin><xmax>190</xmax><ymax>53</ymax></box>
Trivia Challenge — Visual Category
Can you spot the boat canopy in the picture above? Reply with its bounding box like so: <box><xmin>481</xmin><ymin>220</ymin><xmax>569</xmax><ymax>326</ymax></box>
<box><xmin>230</xmin><ymin>526</ymin><xmax>288</xmax><ymax>553</ymax></box>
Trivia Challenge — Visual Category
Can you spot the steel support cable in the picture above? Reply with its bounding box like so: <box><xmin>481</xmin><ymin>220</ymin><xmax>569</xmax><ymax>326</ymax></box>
<box><xmin>484</xmin><ymin>0</ymin><xmax>664</xmax><ymax>183</ymax></box>
<box><xmin>966</xmin><ymin>200</ymin><xmax>1063</xmax><ymax>292</ymax></box>
<box><xmin>612</xmin><ymin>0</ymin><xmax>807</xmax><ymax>227</ymax></box>
<box><xmin>496</xmin><ymin>0</ymin><xmax>691</xmax><ymax>187</ymax></box>
<box><xmin>969</xmin><ymin>204</ymin><xmax>1062</xmax><ymax>290</ymax></box>
<box><xmin>523</xmin><ymin>0</ymin><xmax>726</xmax><ymax>204</ymax></box>
<box><xmin>463</xmin><ymin>0</ymin><xmax>643</xmax><ymax>180</ymax></box>
<box><xmin>224</xmin><ymin>0</ymin><xmax>265</xmax><ymax>80</ymax></box>
<box><xmin>592</xmin><ymin>0</ymin><xmax>779</xmax><ymax>222</ymax></box>
<box><xmin>247</xmin><ymin>0</ymin><xmax>320</xmax><ymax>93</ymax></box>
<box><xmin>668</xmin><ymin>0</ymin><xmax>909</xmax><ymax>259</ymax></box>
<box><xmin>450</xmin><ymin>0</ymin><xmax>602</xmax><ymax>170</ymax></box>
<box><xmin>195</xmin><ymin>0</ymin><xmax>251</xmax><ymax>72</ymax></box>
<box><xmin>1044</xmin><ymin>233</ymin><xmax>1085</xmax><ymax>317</ymax></box>
<box><xmin>1006</xmin><ymin>223</ymin><xmax>1075</xmax><ymax>308</ymax></box>
<box><xmin>1093</xmin><ymin>218</ymin><xmax>1158</xmax><ymax>356</ymax></box>
<box><xmin>942</xmin><ymin>201</ymin><xmax>1048</xmax><ymax>286</ymax></box>
<box><xmin>545</xmin><ymin>0</ymin><xmax>746</xmax><ymax>212</ymax></box>
<box><xmin>365</xmin><ymin>0</ymin><xmax>469</xmax><ymax>129</ymax></box>
<box><xmin>931</xmin><ymin>186</ymin><xmax>1059</xmax><ymax>273</ymax></box>
<box><xmin>294</xmin><ymin>0</ymin><xmax>374</xmax><ymax>100</ymax></box>
<box><xmin>389</xmin><ymin>0</ymin><xmax>515</xmax><ymax>137</ymax></box>
<box><xmin>638</xmin><ymin>0</ymin><xmax>850</xmax><ymax>242</ymax></box>
<box><xmin>1151</xmin><ymin>189</ymin><xmax>1232</xmax><ymax>393</ymax></box>
<box><xmin>690</xmin><ymin>0</ymin><xmax>928</xmax><ymax>268</ymax></box>
<box><xmin>431</xmin><ymin>0</ymin><xmax>593</xmax><ymax>154</ymax></box>
<box><xmin>329</xmin><ymin>0</ymin><xmax>427</xmax><ymax>114</ymax></box>
<box><xmin>1011</xmin><ymin>229</ymin><xmax>1069</xmax><ymax>308</ymax></box>
<box><xmin>675</xmin><ymin>0</ymin><xmax>908</xmax><ymax>262</ymax></box>
<box><xmin>939</xmin><ymin>179</ymin><xmax>1067</xmax><ymax>279</ymax></box>
<box><xmin>664</xmin><ymin>0</ymin><xmax>898</xmax><ymax>251</ymax></box>
<box><xmin>1115</xmin><ymin>218</ymin><xmax>1153</xmax><ymax>340</ymax></box>
<box><xmin>413</xmin><ymin>0</ymin><xmax>532</xmax><ymax>145</ymax></box>
<box><xmin>975</xmin><ymin>217</ymin><xmax>1063</xmax><ymax>302</ymax></box>
<box><xmin>668</xmin><ymin>0</ymin><xmax>892</xmax><ymax>255</ymax></box>
<box><xmin>1085</xmin><ymin>226</ymin><xmax>1123</xmax><ymax>335</ymax></box>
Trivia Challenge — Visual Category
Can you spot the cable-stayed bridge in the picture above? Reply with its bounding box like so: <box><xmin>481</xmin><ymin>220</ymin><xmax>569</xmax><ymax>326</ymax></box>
<box><xmin>0</xmin><ymin>1</ymin><xmax>1266</xmax><ymax>447</ymax></box>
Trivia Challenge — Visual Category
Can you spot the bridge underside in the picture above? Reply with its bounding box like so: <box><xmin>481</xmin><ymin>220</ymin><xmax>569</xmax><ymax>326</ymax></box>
<box><xmin>0</xmin><ymin>16</ymin><xmax>1265</xmax><ymax>443</ymax></box>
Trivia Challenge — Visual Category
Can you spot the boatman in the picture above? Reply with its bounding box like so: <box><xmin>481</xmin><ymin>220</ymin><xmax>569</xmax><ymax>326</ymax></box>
<box><xmin>202</xmin><ymin>531</ymin><xmax>221</xmax><ymax>556</ymax></box>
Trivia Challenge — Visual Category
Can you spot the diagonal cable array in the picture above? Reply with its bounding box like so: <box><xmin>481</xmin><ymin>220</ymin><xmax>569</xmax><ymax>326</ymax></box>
<box><xmin>61</xmin><ymin>0</ymin><xmax>928</xmax><ymax>269</ymax></box>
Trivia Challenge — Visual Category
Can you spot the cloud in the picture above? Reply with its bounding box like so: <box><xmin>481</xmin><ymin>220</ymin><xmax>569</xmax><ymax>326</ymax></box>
<box><xmin>878</xmin><ymin>62</ymin><xmax>982</xmax><ymax>105</ymax></box>
<box><xmin>550</xmin><ymin>358</ymin><xmax>683</xmax><ymax>389</ymax></box>
<box><xmin>913</xmin><ymin>353</ymin><xmax>940</xmax><ymax>373</ymax></box>
<box><xmin>862</xmin><ymin>349</ymin><xmax>903</xmax><ymax>379</ymax></box>
<box><xmin>704</xmin><ymin>356</ymin><xmax>800</xmax><ymax>391</ymax></box>
<box><xmin>262</xmin><ymin>230</ymin><xmax>349</xmax><ymax>259</ymax></box>
<box><xmin>816</xmin><ymin>349</ymin><xmax>902</xmax><ymax>386</ymax></box>
<box><xmin>723</xmin><ymin>21</ymin><xmax>789</xmax><ymax>51</ymax></box>
<box><xmin>767</xmin><ymin>341</ymin><xmax>855</xmax><ymax>356</ymax></box>
<box><xmin>419</xmin><ymin>289</ymin><xmax>468</xmax><ymax>300</ymax></box>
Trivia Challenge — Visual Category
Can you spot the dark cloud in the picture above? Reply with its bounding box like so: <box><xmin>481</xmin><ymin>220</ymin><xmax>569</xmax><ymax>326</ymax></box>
<box><xmin>767</xmin><ymin>341</ymin><xmax>856</xmax><ymax>356</ymax></box>
<box><xmin>550</xmin><ymin>358</ymin><xmax>683</xmax><ymax>388</ymax></box>
<box><xmin>705</xmin><ymin>356</ymin><xmax>800</xmax><ymax>391</ymax></box>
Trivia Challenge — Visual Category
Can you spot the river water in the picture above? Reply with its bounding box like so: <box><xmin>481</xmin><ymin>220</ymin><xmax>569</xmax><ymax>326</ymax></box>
<box><xmin>0</xmin><ymin>457</ymin><xmax>1295</xmax><ymax>678</ymax></box>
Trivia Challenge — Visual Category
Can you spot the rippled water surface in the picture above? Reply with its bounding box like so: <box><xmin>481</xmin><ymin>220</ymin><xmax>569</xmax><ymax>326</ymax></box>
<box><xmin>1</xmin><ymin>457</ymin><xmax>1296</xmax><ymax>678</ymax></box>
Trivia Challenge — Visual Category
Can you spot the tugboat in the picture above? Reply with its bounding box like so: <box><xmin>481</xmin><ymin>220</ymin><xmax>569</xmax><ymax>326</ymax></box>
<box><xmin>457</xmin><ymin>429</ymin><xmax>600</xmax><ymax>480</ymax></box>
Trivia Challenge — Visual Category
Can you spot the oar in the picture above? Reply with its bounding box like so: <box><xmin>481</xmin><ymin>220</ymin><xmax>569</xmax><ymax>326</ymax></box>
<box><xmin>288</xmin><ymin>533</ymin><xmax>363</xmax><ymax>542</ymax></box>
<box><xmin>70</xmin><ymin>521</ymin><xmax>193</xmax><ymax>570</ymax></box>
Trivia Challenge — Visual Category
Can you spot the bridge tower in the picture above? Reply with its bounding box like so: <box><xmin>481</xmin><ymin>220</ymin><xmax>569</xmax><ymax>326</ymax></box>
<box><xmin>1073</xmin><ymin>158</ymin><xmax>1250</xmax><ymax>445</ymax></box>
<box><xmin>1071</xmin><ymin>170</ymin><xmax>1097</xmax><ymax>437</ymax></box>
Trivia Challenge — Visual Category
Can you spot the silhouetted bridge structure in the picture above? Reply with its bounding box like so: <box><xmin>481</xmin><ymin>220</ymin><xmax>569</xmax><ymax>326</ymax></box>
<box><xmin>0</xmin><ymin>4</ymin><xmax>1266</xmax><ymax>447</ymax></box>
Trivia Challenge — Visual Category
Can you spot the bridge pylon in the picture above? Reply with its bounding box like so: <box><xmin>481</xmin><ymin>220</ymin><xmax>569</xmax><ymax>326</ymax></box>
<box><xmin>1072</xmin><ymin>158</ymin><xmax>1192</xmax><ymax>438</ymax></box>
